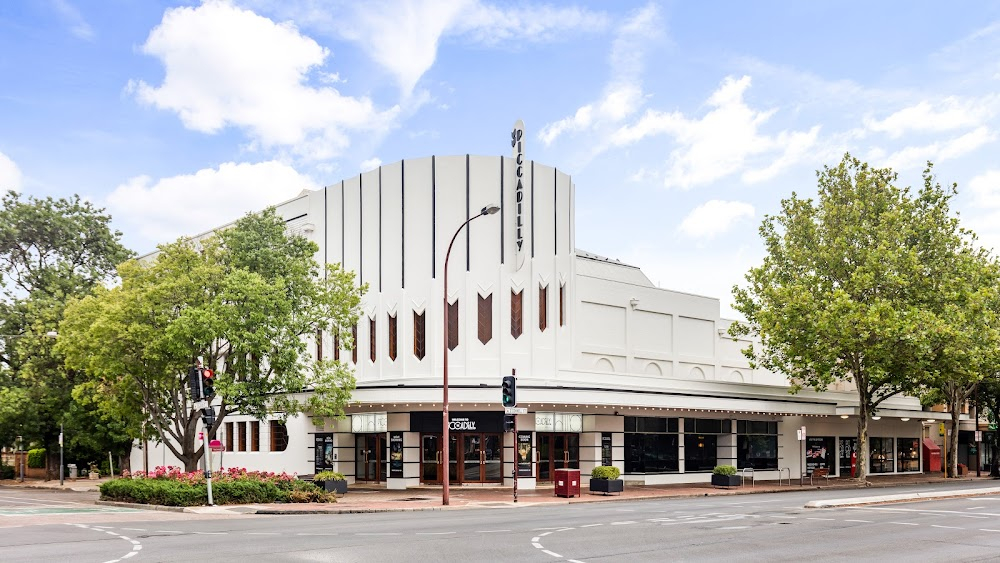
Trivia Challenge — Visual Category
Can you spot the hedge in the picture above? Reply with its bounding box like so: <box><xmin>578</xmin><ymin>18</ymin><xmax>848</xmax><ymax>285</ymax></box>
<box><xmin>27</xmin><ymin>448</ymin><xmax>45</xmax><ymax>469</ymax></box>
<box><xmin>591</xmin><ymin>466</ymin><xmax>621</xmax><ymax>480</ymax></box>
<box><xmin>100</xmin><ymin>467</ymin><xmax>336</xmax><ymax>506</ymax></box>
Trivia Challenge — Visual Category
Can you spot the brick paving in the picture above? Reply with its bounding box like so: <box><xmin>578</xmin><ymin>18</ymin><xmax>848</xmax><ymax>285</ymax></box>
<box><xmin>6</xmin><ymin>473</ymin><xmax>998</xmax><ymax>515</ymax></box>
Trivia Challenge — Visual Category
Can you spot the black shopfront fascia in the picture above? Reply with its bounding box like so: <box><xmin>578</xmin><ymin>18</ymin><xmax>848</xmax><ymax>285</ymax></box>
<box><xmin>411</xmin><ymin>411</ymin><xmax>504</xmax><ymax>433</ymax></box>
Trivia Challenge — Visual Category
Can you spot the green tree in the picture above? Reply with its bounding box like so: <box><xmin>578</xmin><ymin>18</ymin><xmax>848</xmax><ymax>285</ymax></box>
<box><xmin>0</xmin><ymin>190</ymin><xmax>133</xmax><ymax>475</ymax></box>
<box><xmin>731</xmin><ymin>154</ymin><xmax>971</xmax><ymax>482</ymax></box>
<box><xmin>58</xmin><ymin>209</ymin><xmax>365</xmax><ymax>471</ymax></box>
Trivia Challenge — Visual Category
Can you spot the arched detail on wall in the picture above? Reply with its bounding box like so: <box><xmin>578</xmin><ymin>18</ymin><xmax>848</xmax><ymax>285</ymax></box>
<box><xmin>645</xmin><ymin>362</ymin><xmax>662</xmax><ymax>376</ymax></box>
<box><xmin>595</xmin><ymin>357</ymin><xmax>615</xmax><ymax>373</ymax></box>
<box><xmin>730</xmin><ymin>370</ymin><xmax>744</xmax><ymax>383</ymax></box>
<box><xmin>689</xmin><ymin>366</ymin><xmax>706</xmax><ymax>380</ymax></box>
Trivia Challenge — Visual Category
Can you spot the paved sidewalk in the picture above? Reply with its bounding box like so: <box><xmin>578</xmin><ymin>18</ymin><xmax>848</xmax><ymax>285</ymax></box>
<box><xmin>8</xmin><ymin>473</ymin><xmax>999</xmax><ymax>515</ymax></box>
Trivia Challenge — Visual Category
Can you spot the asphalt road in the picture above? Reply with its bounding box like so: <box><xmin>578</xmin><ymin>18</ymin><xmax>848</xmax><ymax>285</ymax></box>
<box><xmin>3</xmin><ymin>482</ymin><xmax>1000</xmax><ymax>562</ymax></box>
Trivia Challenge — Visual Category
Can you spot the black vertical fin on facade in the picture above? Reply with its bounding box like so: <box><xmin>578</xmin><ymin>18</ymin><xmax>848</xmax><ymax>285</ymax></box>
<box><xmin>340</xmin><ymin>181</ymin><xmax>345</xmax><ymax>267</ymax></box>
<box><xmin>401</xmin><ymin>159</ymin><xmax>406</xmax><ymax>289</ymax></box>
<box><xmin>499</xmin><ymin>156</ymin><xmax>504</xmax><ymax>265</ymax></box>
<box><xmin>531</xmin><ymin>161</ymin><xmax>535</xmax><ymax>258</ymax></box>
<box><xmin>359</xmin><ymin>173</ymin><xmax>363</xmax><ymax>285</ymax></box>
<box><xmin>431</xmin><ymin>155</ymin><xmax>436</xmax><ymax>279</ymax></box>
<box><xmin>466</xmin><ymin>154</ymin><xmax>470</xmax><ymax>272</ymax></box>
<box><xmin>378</xmin><ymin>166</ymin><xmax>383</xmax><ymax>293</ymax></box>
<box><xmin>554</xmin><ymin>168</ymin><xmax>558</xmax><ymax>256</ymax></box>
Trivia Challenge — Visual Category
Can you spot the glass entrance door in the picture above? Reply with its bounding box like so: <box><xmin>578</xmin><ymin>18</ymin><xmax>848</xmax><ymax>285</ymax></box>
<box><xmin>461</xmin><ymin>433</ymin><xmax>503</xmax><ymax>483</ymax></box>
<box><xmin>421</xmin><ymin>434</ymin><xmax>442</xmax><ymax>483</ymax></box>
<box><xmin>355</xmin><ymin>434</ymin><xmax>386</xmax><ymax>483</ymax></box>
<box><xmin>538</xmin><ymin>433</ymin><xmax>580</xmax><ymax>481</ymax></box>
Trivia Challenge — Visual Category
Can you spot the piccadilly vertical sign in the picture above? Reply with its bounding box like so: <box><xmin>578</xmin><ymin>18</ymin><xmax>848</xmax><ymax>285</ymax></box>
<box><xmin>511</xmin><ymin>120</ymin><xmax>526</xmax><ymax>271</ymax></box>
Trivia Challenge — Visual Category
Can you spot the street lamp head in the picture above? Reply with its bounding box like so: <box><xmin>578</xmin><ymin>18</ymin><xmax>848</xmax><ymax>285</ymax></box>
<box><xmin>45</xmin><ymin>331</ymin><xmax>57</xmax><ymax>338</ymax></box>
<box><xmin>481</xmin><ymin>204</ymin><xmax>500</xmax><ymax>216</ymax></box>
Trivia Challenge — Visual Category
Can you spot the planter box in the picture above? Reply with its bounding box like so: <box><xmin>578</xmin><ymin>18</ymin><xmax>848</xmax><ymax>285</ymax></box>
<box><xmin>589</xmin><ymin>478</ymin><xmax>624</xmax><ymax>495</ymax></box>
<box><xmin>322</xmin><ymin>480</ymin><xmax>347</xmax><ymax>494</ymax></box>
<box><xmin>711</xmin><ymin>474</ymin><xmax>741</xmax><ymax>488</ymax></box>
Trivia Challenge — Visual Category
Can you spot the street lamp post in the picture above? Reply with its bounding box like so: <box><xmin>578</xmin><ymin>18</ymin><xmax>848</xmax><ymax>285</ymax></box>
<box><xmin>442</xmin><ymin>204</ymin><xmax>499</xmax><ymax>506</ymax></box>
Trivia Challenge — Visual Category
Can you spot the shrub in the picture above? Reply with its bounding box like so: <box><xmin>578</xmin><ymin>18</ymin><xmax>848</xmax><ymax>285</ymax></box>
<box><xmin>101</xmin><ymin>478</ymin><xmax>206</xmax><ymax>506</ymax></box>
<box><xmin>712</xmin><ymin>465</ymin><xmax>737</xmax><ymax>476</ymax></box>
<box><xmin>27</xmin><ymin>448</ymin><xmax>46</xmax><ymax>469</ymax></box>
<box><xmin>0</xmin><ymin>464</ymin><xmax>14</xmax><ymax>479</ymax></box>
<box><xmin>313</xmin><ymin>471</ymin><xmax>345</xmax><ymax>482</ymax></box>
<box><xmin>591</xmin><ymin>466</ymin><xmax>621</xmax><ymax>480</ymax></box>
<box><xmin>101</xmin><ymin>466</ymin><xmax>331</xmax><ymax>506</ymax></box>
<box><xmin>288</xmin><ymin>490</ymin><xmax>336</xmax><ymax>503</ymax></box>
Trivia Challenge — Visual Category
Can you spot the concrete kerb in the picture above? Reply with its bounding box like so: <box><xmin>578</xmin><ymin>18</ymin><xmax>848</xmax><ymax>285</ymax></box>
<box><xmin>804</xmin><ymin>486</ymin><xmax>1000</xmax><ymax>509</ymax></box>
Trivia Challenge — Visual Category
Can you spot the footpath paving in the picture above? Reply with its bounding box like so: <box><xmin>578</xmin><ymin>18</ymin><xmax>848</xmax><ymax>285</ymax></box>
<box><xmin>6</xmin><ymin>472</ymin><xmax>1000</xmax><ymax>515</ymax></box>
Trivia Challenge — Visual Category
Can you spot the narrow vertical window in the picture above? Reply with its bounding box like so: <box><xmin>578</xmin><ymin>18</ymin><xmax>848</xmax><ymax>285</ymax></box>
<box><xmin>352</xmin><ymin>325</ymin><xmax>358</xmax><ymax>364</ymax></box>
<box><xmin>559</xmin><ymin>284</ymin><xmax>566</xmax><ymax>326</ymax></box>
<box><xmin>238</xmin><ymin>421</ymin><xmax>247</xmax><ymax>451</ymax></box>
<box><xmin>225</xmin><ymin>422</ymin><xmax>234</xmax><ymax>452</ymax></box>
<box><xmin>333</xmin><ymin>333</ymin><xmax>340</xmax><ymax>361</ymax></box>
<box><xmin>369</xmin><ymin>317</ymin><xmax>377</xmax><ymax>363</ymax></box>
<box><xmin>511</xmin><ymin>290</ymin><xmax>523</xmax><ymax>339</ymax></box>
<box><xmin>539</xmin><ymin>284</ymin><xmax>548</xmax><ymax>331</ymax></box>
<box><xmin>413</xmin><ymin>311</ymin><xmax>426</xmax><ymax>359</ymax></box>
<box><xmin>316</xmin><ymin>329</ymin><xmax>323</xmax><ymax>361</ymax></box>
<box><xmin>250</xmin><ymin>421</ymin><xmax>260</xmax><ymax>452</ymax></box>
<box><xmin>448</xmin><ymin>300</ymin><xmax>459</xmax><ymax>351</ymax></box>
<box><xmin>388</xmin><ymin>313</ymin><xmax>398</xmax><ymax>361</ymax></box>
<box><xmin>478</xmin><ymin>294</ymin><xmax>493</xmax><ymax>344</ymax></box>
<box><xmin>270</xmin><ymin>420</ymin><xmax>288</xmax><ymax>452</ymax></box>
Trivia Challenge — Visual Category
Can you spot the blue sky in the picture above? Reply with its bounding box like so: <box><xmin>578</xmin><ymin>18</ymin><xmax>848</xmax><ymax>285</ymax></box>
<box><xmin>3</xmin><ymin>1</ymin><xmax>1000</xmax><ymax>316</ymax></box>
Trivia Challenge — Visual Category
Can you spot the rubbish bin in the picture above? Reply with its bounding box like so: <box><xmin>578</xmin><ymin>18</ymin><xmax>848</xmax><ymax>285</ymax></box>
<box><xmin>67</xmin><ymin>464</ymin><xmax>77</xmax><ymax>480</ymax></box>
<box><xmin>554</xmin><ymin>468</ymin><xmax>581</xmax><ymax>498</ymax></box>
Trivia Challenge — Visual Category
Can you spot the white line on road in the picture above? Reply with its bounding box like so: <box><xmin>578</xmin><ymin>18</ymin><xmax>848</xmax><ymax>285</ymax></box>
<box><xmin>416</xmin><ymin>532</ymin><xmax>455</xmax><ymax>535</ymax></box>
<box><xmin>539</xmin><ymin>532</ymin><xmax>552</xmax><ymax>537</ymax></box>
<box><xmin>531</xmin><ymin>537</ymin><xmax>540</xmax><ymax>543</ymax></box>
<box><xmin>474</xmin><ymin>529</ymin><xmax>511</xmax><ymax>533</ymax></box>
<box><xmin>888</xmin><ymin>522</ymin><xmax>919</xmax><ymax>526</ymax></box>
<box><xmin>192</xmin><ymin>532</ymin><xmax>227</xmax><ymax>535</ymax></box>
<box><xmin>579</xmin><ymin>523</ymin><xmax>602</xmax><ymax>528</ymax></box>
<box><xmin>532</xmin><ymin>542</ymin><xmax>543</xmax><ymax>549</ymax></box>
<box><xmin>611</xmin><ymin>521</ymin><xmax>636</xmax><ymax>525</ymax></box>
<box><xmin>845</xmin><ymin>520</ymin><xmax>872</xmax><ymax>523</ymax></box>
<box><xmin>718</xmin><ymin>526</ymin><xmax>749</xmax><ymax>530</ymax></box>
<box><xmin>121</xmin><ymin>528</ymin><xmax>146</xmax><ymax>531</ymax></box>
<box><xmin>966</xmin><ymin>507</ymin><xmax>985</xmax><ymax>510</ymax></box>
<box><xmin>931</xmin><ymin>525</ymin><xmax>963</xmax><ymax>530</ymax></box>
<box><xmin>806</xmin><ymin>518</ymin><xmax>834</xmax><ymax>521</ymax></box>
<box><xmin>154</xmin><ymin>530</ymin><xmax>183</xmax><ymax>534</ymax></box>
<box><xmin>246</xmin><ymin>532</ymin><xmax>279</xmax><ymax>535</ymax></box>
<box><xmin>854</xmin><ymin>507</ymin><xmax>1000</xmax><ymax>517</ymax></box>
<box><xmin>296</xmin><ymin>533</ymin><xmax>339</xmax><ymax>536</ymax></box>
<box><xmin>541</xmin><ymin>550</ymin><xmax>562</xmax><ymax>558</ymax></box>
<box><xmin>356</xmin><ymin>533</ymin><xmax>401</xmax><ymax>536</ymax></box>
<box><xmin>980</xmin><ymin>529</ymin><xmax>1000</xmax><ymax>532</ymax></box>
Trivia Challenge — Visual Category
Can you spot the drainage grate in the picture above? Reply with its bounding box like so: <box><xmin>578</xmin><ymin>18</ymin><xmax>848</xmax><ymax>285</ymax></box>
<box><xmin>397</xmin><ymin>497</ymin><xmax>435</xmax><ymax>502</ymax></box>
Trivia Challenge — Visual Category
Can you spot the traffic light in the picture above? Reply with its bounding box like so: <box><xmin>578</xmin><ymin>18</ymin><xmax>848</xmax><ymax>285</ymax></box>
<box><xmin>201</xmin><ymin>406</ymin><xmax>216</xmax><ymax>429</ymax></box>
<box><xmin>202</xmin><ymin>368</ymin><xmax>215</xmax><ymax>398</ymax></box>
<box><xmin>188</xmin><ymin>366</ymin><xmax>203</xmax><ymax>401</ymax></box>
<box><xmin>503</xmin><ymin>414</ymin><xmax>515</xmax><ymax>433</ymax></box>
<box><xmin>501</xmin><ymin>375</ymin><xmax>516</xmax><ymax>407</ymax></box>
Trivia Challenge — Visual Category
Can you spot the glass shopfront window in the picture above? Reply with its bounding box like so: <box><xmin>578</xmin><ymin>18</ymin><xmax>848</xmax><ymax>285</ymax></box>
<box><xmin>684</xmin><ymin>418</ymin><xmax>728</xmax><ymax>472</ymax></box>
<box><xmin>737</xmin><ymin>421</ymin><xmax>778</xmax><ymax>470</ymax></box>
<box><xmin>870</xmin><ymin>437</ymin><xmax>894</xmax><ymax>473</ymax></box>
<box><xmin>897</xmin><ymin>437</ymin><xmax>920</xmax><ymax>472</ymax></box>
<box><xmin>625</xmin><ymin>417</ymin><xmax>679</xmax><ymax>473</ymax></box>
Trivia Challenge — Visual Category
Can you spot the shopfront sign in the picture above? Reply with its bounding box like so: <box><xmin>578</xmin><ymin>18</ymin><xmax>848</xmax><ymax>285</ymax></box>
<box><xmin>389</xmin><ymin>431</ymin><xmax>403</xmax><ymax>478</ymax></box>
<box><xmin>410</xmin><ymin>411</ymin><xmax>504</xmax><ymax>433</ymax></box>
<box><xmin>517</xmin><ymin>431</ymin><xmax>533</xmax><ymax>477</ymax></box>
<box><xmin>535</xmin><ymin>412</ymin><xmax>583</xmax><ymax>432</ymax></box>
<box><xmin>511</xmin><ymin>119</ymin><xmax>526</xmax><ymax>271</ymax></box>
<box><xmin>314</xmin><ymin>433</ymin><xmax>335</xmax><ymax>471</ymax></box>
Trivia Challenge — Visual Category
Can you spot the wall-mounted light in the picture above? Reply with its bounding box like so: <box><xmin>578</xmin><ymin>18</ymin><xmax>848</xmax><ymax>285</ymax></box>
<box><xmin>630</xmin><ymin>297</ymin><xmax>639</xmax><ymax>310</ymax></box>
<box><xmin>924</xmin><ymin>419</ymin><xmax>936</xmax><ymax>423</ymax></box>
<box><xmin>871</xmin><ymin>416</ymin><xmax>881</xmax><ymax>420</ymax></box>
<box><xmin>900</xmin><ymin>418</ymin><xmax>910</xmax><ymax>422</ymax></box>
<box><xmin>840</xmin><ymin>415</ymin><xmax>849</xmax><ymax>419</ymax></box>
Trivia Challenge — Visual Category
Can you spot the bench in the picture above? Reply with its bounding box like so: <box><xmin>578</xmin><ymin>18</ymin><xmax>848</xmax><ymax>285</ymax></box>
<box><xmin>801</xmin><ymin>467</ymin><xmax>833</xmax><ymax>485</ymax></box>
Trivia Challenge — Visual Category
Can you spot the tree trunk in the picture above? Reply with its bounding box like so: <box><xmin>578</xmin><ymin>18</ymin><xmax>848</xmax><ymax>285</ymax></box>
<box><xmin>856</xmin><ymin>405</ymin><xmax>870</xmax><ymax>482</ymax></box>
<box><xmin>949</xmin><ymin>396</ymin><xmax>962</xmax><ymax>478</ymax></box>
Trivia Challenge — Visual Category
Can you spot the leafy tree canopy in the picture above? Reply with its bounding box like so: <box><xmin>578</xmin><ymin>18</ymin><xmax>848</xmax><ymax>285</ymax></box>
<box><xmin>58</xmin><ymin>208</ymin><xmax>365</xmax><ymax>471</ymax></box>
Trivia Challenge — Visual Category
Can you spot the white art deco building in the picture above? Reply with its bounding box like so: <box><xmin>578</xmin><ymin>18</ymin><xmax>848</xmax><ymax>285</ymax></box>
<box><xmin>136</xmin><ymin>130</ymin><xmax>952</xmax><ymax>488</ymax></box>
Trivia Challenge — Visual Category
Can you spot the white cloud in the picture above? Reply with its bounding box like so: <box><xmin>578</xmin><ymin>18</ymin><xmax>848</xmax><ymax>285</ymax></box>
<box><xmin>678</xmin><ymin>200</ymin><xmax>755</xmax><ymax>239</ymax></box>
<box><xmin>612</xmin><ymin>76</ymin><xmax>819</xmax><ymax>189</ymax></box>
<box><xmin>255</xmin><ymin>0</ymin><xmax>608</xmax><ymax>96</ymax></box>
<box><xmin>538</xmin><ymin>4</ymin><xmax>658</xmax><ymax>146</ymax></box>
<box><xmin>360</xmin><ymin>157</ymin><xmax>382</xmax><ymax>171</ymax></box>
<box><xmin>881</xmin><ymin>126</ymin><xmax>995</xmax><ymax>171</ymax></box>
<box><xmin>864</xmin><ymin>96</ymin><xmax>998</xmax><ymax>138</ymax></box>
<box><xmin>0</xmin><ymin>151</ymin><xmax>23</xmax><ymax>192</ymax></box>
<box><xmin>106</xmin><ymin>161</ymin><xmax>317</xmax><ymax>247</ymax></box>
<box><xmin>132</xmin><ymin>0</ymin><xmax>398</xmax><ymax>161</ymax></box>
<box><xmin>52</xmin><ymin>0</ymin><xmax>95</xmax><ymax>40</ymax></box>
<box><xmin>969</xmin><ymin>169</ymin><xmax>1000</xmax><ymax>207</ymax></box>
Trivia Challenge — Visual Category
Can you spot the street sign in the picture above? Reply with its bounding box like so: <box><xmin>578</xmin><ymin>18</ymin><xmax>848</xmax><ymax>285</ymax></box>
<box><xmin>504</xmin><ymin>407</ymin><xmax>528</xmax><ymax>415</ymax></box>
<box><xmin>975</xmin><ymin>430</ymin><xmax>983</xmax><ymax>442</ymax></box>
<box><xmin>209</xmin><ymin>439</ymin><xmax>223</xmax><ymax>452</ymax></box>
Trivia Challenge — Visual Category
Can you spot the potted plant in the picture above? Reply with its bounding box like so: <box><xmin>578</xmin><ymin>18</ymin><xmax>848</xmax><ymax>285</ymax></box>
<box><xmin>313</xmin><ymin>471</ymin><xmax>347</xmax><ymax>494</ymax></box>
<box><xmin>589</xmin><ymin>466</ymin><xmax>624</xmax><ymax>495</ymax></box>
<box><xmin>711</xmin><ymin>465</ymin><xmax>740</xmax><ymax>488</ymax></box>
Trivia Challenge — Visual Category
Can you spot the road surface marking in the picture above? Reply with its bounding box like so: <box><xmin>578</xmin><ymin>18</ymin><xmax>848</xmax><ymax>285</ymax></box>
<box><xmin>845</xmin><ymin>520</ymin><xmax>872</xmax><ymax>523</ymax></box>
<box><xmin>475</xmin><ymin>529</ymin><xmax>511</xmax><ymax>533</ymax></box>
<box><xmin>579</xmin><ymin>523</ymin><xmax>602</xmax><ymax>528</ymax></box>
<box><xmin>532</xmin><ymin>542</ymin><xmax>543</xmax><ymax>549</ymax></box>
<box><xmin>966</xmin><ymin>507</ymin><xmax>985</xmax><ymax>510</ymax></box>
<box><xmin>931</xmin><ymin>525</ymin><xmax>963</xmax><ymax>530</ymax></box>
<box><xmin>611</xmin><ymin>521</ymin><xmax>636</xmax><ymax>525</ymax></box>
<box><xmin>531</xmin><ymin>537</ymin><xmax>540</xmax><ymax>543</ymax></box>
<box><xmin>154</xmin><ymin>530</ymin><xmax>183</xmax><ymax>534</ymax></box>
<box><xmin>854</xmin><ymin>507</ymin><xmax>1000</xmax><ymax>518</ymax></box>
<box><xmin>542</xmin><ymin>550</ymin><xmax>562</xmax><ymax>558</ymax></box>
<box><xmin>806</xmin><ymin>518</ymin><xmax>834</xmax><ymax>521</ymax></box>
<box><xmin>718</xmin><ymin>526</ymin><xmax>749</xmax><ymax>530</ymax></box>
<box><xmin>121</xmin><ymin>528</ymin><xmax>146</xmax><ymax>531</ymax></box>
<box><xmin>539</xmin><ymin>532</ymin><xmax>552</xmax><ymax>537</ymax></box>
<box><xmin>246</xmin><ymin>532</ymin><xmax>279</xmax><ymax>535</ymax></box>
<box><xmin>888</xmin><ymin>522</ymin><xmax>919</xmax><ymax>526</ymax></box>
<box><xmin>416</xmin><ymin>532</ymin><xmax>455</xmax><ymax>535</ymax></box>
<box><xmin>356</xmin><ymin>533</ymin><xmax>400</xmax><ymax>536</ymax></box>
<box><xmin>71</xmin><ymin>524</ymin><xmax>142</xmax><ymax>563</ymax></box>
<box><xmin>980</xmin><ymin>529</ymin><xmax>1000</xmax><ymax>532</ymax></box>
<box><xmin>296</xmin><ymin>533</ymin><xmax>339</xmax><ymax>536</ymax></box>
<box><xmin>192</xmin><ymin>531</ymin><xmax>227</xmax><ymax>535</ymax></box>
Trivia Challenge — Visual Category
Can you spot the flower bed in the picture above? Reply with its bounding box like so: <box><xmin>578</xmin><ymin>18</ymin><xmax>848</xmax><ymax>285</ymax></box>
<box><xmin>101</xmin><ymin>466</ymin><xmax>335</xmax><ymax>506</ymax></box>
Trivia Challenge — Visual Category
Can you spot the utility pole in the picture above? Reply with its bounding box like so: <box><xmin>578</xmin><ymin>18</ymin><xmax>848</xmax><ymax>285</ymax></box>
<box><xmin>59</xmin><ymin>424</ymin><xmax>64</xmax><ymax>486</ymax></box>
